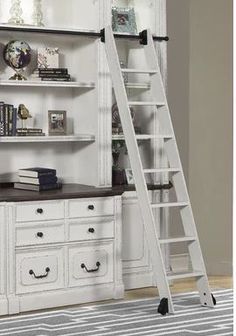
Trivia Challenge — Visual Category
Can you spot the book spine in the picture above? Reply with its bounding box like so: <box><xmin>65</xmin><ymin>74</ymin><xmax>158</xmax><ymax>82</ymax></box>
<box><xmin>4</xmin><ymin>105</ymin><xmax>9</xmax><ymax>136</ymax></box>
<box><xmin>8</xmin><ymin>105</ymin><xmax>14</xmax><ymax>136</ymax></box>
<box><xmin>36</xmin><ymin>68</ymin><xmax>68</xmax><ymax>74</ymax></box>
<box><xmin>33</xmin><ymin>74</ymin><xmax>70</xmax><ymax>79</ymax></box>
<box><xmin>0</xmin><ymin>102</ymin><xmax>4</xmax><ymax>136</ymax></box>
<box><xmin>12</xmin><ymin>108</ymin><xmax>17</xmax><ymax>136</ymax></box>
<box><xmin>41</xmin><ymin>78</ymin><xmax>71</xmax><ymax>82</ymax></box>
<box><xmin>39</xmin><ymin>183</ymin><xmax>61</xmax><ymax>191</ymax></box>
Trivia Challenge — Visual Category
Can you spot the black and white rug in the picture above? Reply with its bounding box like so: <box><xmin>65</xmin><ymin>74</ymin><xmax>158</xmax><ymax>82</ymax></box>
<box><xmin>0</xmin><ymin>289</ymin><xmax>233</xmax><ymax>336</ymax></box>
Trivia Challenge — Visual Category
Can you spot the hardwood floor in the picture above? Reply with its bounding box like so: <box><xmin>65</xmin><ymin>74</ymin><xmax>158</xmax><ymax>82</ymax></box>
<box><xmin>124</xmin><ymin>276</ymin><xmax>233</xmax><ymax>300</ymax></box>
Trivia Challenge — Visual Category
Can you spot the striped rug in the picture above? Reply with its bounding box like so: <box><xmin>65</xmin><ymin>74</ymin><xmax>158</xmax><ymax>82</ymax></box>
<box><xmin>0</xmin><ymin>289</ymin><xmax>233</xmax><ymax>336</ymax></box>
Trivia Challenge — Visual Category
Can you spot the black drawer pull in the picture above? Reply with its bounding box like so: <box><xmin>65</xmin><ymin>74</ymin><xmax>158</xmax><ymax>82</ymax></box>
<box><xmin>88</xmin><ymin>228</ymin><xmax>95</xmax><ymax>233</ymax></box>
<box><xmin>36</xmin><ymin>208</ymin><xmax>43</xmax><ymax>214</ymax></box>
<box><xmin>81</xmin><ymin>262</ymin><xmax>100</xmax><ymax>273</ymax></box>
<box><xmin>88</xmin><ymin>205</ymin><xmax>94</xmax><ymax>210</ymax></box>
<box><xmin>36</xmin><ymin>232</ymin><xmax>44</xmax><ymax>238</ymax></box>
<box><xmin>29</xmin><ymin>267</ymin><xmax>50</xmax><ymax>279</ymax></box>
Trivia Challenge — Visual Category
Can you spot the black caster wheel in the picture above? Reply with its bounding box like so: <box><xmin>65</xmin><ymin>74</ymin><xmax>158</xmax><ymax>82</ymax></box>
<box><xmin>157</xmin><ymin>298</ymin><xmax>169</xmax><ymax>316</ymax></box>
<box><xmin>211</xmin><ymin>294</ymin><xmax>216</xmax><ymax>305</ymax></box>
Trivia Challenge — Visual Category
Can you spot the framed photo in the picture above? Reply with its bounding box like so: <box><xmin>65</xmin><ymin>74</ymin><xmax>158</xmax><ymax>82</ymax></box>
<box><xmin>125</xmin><ymin>169</ymin><xmax>135</xmax><ymax>185</ymax></box>
<box><xmin>112</xmin><ymin>7</ymin><xmax>137</xmax><ymax>34</ymax></box>
<box><xmin>48</xmin><ymin>110</ymin><xmax>67</xmax><ymax>135</ymax></box>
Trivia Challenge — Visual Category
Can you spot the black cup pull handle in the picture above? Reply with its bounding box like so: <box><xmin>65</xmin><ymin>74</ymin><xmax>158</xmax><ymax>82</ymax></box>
<box><xmin>36</xmin><ymin>232</ymin><xmax>44</xmax><ymax>238</ymax></box>
<box><xmin>29</xmin><ymin>267</ymin><xmax>50</xmax><ymax>279</ymax></box>
<box><xmin>37</xmin><ymin>208</ymin><xmax>43</xmax><ymax>214</ymax></box>
<box><xmin>88</xmin><ymin>228</ymin><xmax>95</xmax><ymax>233</ymax></box>
<box><xmin>81</xmin><ymin>262</ymin><xmax>100</xmax><ymax>273</ymax></box>
<box><xmin>88</xmin><ymin>205</ymin><xmax>94</xmax><ymax>210</ymax></box>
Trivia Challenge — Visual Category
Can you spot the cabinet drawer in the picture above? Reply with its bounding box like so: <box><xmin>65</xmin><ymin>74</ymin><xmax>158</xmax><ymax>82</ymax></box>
<box><xmin>15</xmin><ymin>201</ymin><xmax>65</xmax><ymax>222</ymax></box>
<box><xmin>16</xmin><ymin>222</ymin><xmax>64</xmax><ymax>247</ymax></box>
<box><xmin>68</xmin><ymin>198</ymin><xmax>114</xmax><ymax>218</ymax></box>
<box><xmin>68</xmin><ymin>242</ymin><xmax>113</xmax><ymax>287</ymax></box>
<box><xmin>16</xmin><ymin>248</ymin><xmax>64</xmax><ymax>294</ymax></box>
<box><xmin>68</xmin><ymin>219</ymin><xmax>114</xmax><ymax>242</ymax></box>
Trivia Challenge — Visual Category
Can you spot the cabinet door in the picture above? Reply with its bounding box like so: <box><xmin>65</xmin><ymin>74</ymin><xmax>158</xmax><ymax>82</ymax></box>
<box><xmin>122</xmin><ymin>192</ymin><xmax>153</xmax><ymax>289</ymax></box>
<box><xmin>0</xmin><ymin>206</ymin><xmax>5</xmax><ymax>296</ymax></box>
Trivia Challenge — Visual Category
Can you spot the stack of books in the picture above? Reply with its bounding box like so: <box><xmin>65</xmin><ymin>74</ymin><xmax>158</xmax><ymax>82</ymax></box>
<box><xmin>31</xmin><ymin>68</ymin><xmax>71</xmax><ymax>82</ymax></box>
<box><xmin>0</xmin><ymin>102</ymin><xmax>17</xmax><ymax>136</ymax></box>
<box><xmin>14</xmin><ymin>168</ymin><xmax>62</xmax><ymax>192</ymax></box>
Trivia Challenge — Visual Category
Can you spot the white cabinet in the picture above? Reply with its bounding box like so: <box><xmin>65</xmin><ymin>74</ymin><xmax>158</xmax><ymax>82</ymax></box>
<box><xmin>6</xmin><ymin>196</ymin><xmax>123</xmax><ymax>315</ymax></box>
<box><xmin>0</xmin><ymin>205</ymin><xmax>8</xmax><ymax>315</ymax></box>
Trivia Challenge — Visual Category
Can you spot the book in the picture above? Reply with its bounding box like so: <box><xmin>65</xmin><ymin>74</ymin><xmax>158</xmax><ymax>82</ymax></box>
<box><xmin>16</xmin><ymin>128</ymin><xmax>43</xmax><ymax>134</ymax></box>
<box><xmin>12</xmin><ymin>108</ymin><xmax>17</xmax><ymax>136</ymax></box>
<box><xmin>34</xmin><ymin>68</ymin><xmax>68</xmax><ymax>75</ymax></box>
<box><xmin>32</xmin><ymin>77</ymin><xmax>71</xmax><ymax>82</ymax></box>
<box><xmin>31</xmin><ymin>74</ymin><xmax>71</xmax><ymax>79</ymax></box>
<box><xmin>17</xmin><ymin>133</ymin><xmax>46</xmax><ymax>136</ymax></box>
<box><xmin>19</xmin><ymin>176</ymin><xmax>58</xmax><ymax>185</ymax></box>
<box><xmin>18</xmin><ymin>167</ymin><xmax>57</xmax><ymax>178</ymax></box>
<box><xmin>0</xmin><ymin>102</ymin><xmax>4</xmax><ymax>136</ymax></box>
<box><xmin>14</xmin><ymin>182</ymin><xmax>62</xmax><ymax>192</ymax></box>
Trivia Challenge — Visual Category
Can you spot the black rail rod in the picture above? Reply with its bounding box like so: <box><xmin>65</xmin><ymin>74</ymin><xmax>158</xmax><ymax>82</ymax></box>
<box><xmin>0</xmin><ymin>25</ymin><xmax>169</xmax><ymax>41</ymax></box>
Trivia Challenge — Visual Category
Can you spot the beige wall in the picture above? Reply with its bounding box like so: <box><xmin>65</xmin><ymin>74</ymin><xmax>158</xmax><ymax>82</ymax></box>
<box><xmin>167</xmin><ymin>0</ymin><xmax>233</xmax><ymax>275</ymax></box>
<box><xmin>189</xmin><ymin>0</ymin><xmax>233</xmax><ymax>275</ymax></box>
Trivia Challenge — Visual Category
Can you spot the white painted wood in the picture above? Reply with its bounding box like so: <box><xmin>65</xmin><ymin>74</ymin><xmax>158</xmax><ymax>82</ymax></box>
<box><xmin>112</xmin><ymin>134</ymin><xmax>173</xmax><ymax>140</ymax></box>
<box><xmin>0</xmin><ymin>80</ymin><xmax>95</xmax><ymax>88</ymax></box>
<box><xmin>16</xmin><ymin>200</ymin><xmax>65</xmax><ymax>222</ymax></box>
<box><xmin>159</xmin><ymin>237</ymin><xmax>196</xmax><ymax>244</ymax></box>
<box><xmin>151</xmin><ymin>202</ymin><xmax>189</xmax><ymax>208</ymax></box>
<box><xmin>128</xmin><ymin>101</ymin><xmax>165</xmax><ymax>106</ymax></box>
<box><xmin>68</xmin><ymin>241</ymin><xmax>113</xmax><ymax>287</ymax></box>
<box><xmin>0</xmin><ymin>135</ymin><xmax>95</xmax><ymax>143</ymax></box>
<box><xmin>121</xmin><ymin>69</ymin><xmax>158</xmax><ymax>74</ymax></box>
<box><xmin>0</xmin><ymin>205</ymin><xmax>8</xmax><ymax>315</ymax></box>
<box><xmin>167</xmin><ymin>271</ymin><xmax>204</xmax><ymax>281</ymax></box>
<box><xmin>68</xmin><ymin>197</ymin><xmax>114</xmax><ymax>218</ymax></box>
<box><xmin>144</xmin><ymin>29</ymin><xmax>214</xmax><ymax>307</ymax></box>
<box><xmin>104</xmin><ymin>25</ymin><xmax>174</xmax><ymax>313</ymax></box>
<box><xmin>68</xmin><ymin>218</ymin><xmax>114</xmax><ymax>241</ymax></box>
<box><xmin>16</xmin><ymin>221</ymin><xmax>65</xmax><ymax>247</ymax></box>
<box><xmin>15</xmin><ymin>247</ymin><xmax>64</xmax><ymax>294</ymax></box>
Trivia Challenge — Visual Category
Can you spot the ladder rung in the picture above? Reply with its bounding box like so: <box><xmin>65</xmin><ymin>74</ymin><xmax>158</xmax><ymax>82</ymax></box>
<box><xmin>143</xmin><ymin>168</ymin><xmax>180</xmax><ymax>174</ymax></box>
<box><xmin>112</xmin><ymin>134</ymin><xmax>173</xmax><ymax>140</ymax></box>
<box><xmin>167</xmin><ymin>271</ymin><xmax>204</xmax><ymax>281</ymax></box>
<box><xmin>159</xmin><ymin>237</ymin><xmax>196</xmax><ymax>244</ymax></box>
<box><xmin>151</xmin><ymin>202</ymin><xmax>189</xmax><ymax>209</ymax></box>
<box><xmin>128</xmin><ymin>101</ymin><xmax>165</xmax><ymax>106</ymax></box>
<box><xmin>121</xmin><ymin>68</ymin><xmax>158</xmax><ymax>74</ymax></box>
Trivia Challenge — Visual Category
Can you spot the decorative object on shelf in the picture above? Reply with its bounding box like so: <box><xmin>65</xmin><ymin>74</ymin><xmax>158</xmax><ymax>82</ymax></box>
<box><xmin>125</xmin><ymin>169</ymin><xmax>134</xmax><ymax>185</ymax></box>
<box><xmin>17</xmin><ymin>104</ymin><xmax>32</xmax><ymax>129</ymax></box>
<box><xmin>48</xmin><ymin>110</ymin><xmax>67</xmax><ymax>135</ymax></box>
<box><xmin>112</xmin><ymin>7</ymin><xmax>137</xmax><ymax>34</ymax></box>
<box><xmin>120</xmin><ymin>60</ymin><xmax>128</xmax><ymax>84</ymax></box>
<box><xmin>38</xmin><ymin>47</ymin><xmax>59</xmax><ymax>69</ymax></box>
<box><xmin>112</xmin><ymin>140</ymin><xmax>127</xmax><ymax>186</ymax></box>
<box><xmin>3</xmin><ymin>40</ymin><xmax>31</xmax><ymax>80</ymax></box>
<box><xmin>32</xmin><ymin>0</ymin><xmax>44</xmax><ymax>27</ymax></box>
<box><xmin>8</xmin><ymin>0</ymin><xmax>24</xmax><ymax>25</ymax></box>
<box><xmin>112</xmin><ymin>102</ymin><xmax>136</xmax><ymax>134</ymax></box>
<box><xmin>31</xmin><ymin>68</ymin><xmax>71</xmax><ymax>82</ymax></box>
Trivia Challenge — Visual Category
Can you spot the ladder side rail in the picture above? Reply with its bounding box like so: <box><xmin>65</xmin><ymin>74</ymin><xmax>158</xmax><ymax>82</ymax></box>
<box><xmin>144</xmin><ymin>29</ymin><xmax>214</xmax><ymax>308</ymax></box>
<box><xmin>104</xmin><ymin>26</ymin><xmax>174</xmax><ymax>313</ymax></box>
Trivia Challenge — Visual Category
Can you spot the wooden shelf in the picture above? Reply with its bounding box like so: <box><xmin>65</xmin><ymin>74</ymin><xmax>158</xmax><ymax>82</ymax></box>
<box><xmin>112</xmin><ymin>134</ymin><xmax>173</xmax><ymax>140</ymax></box>
<box><xmin>0</xmin><ymin>80</ymin><xmax>95</xmax><ymax>89</ymax></box>
<box><xmin>125</xmin><ymin>82</ymin><xmax>150</xmax><ymax>89</ymax></box>
<box><xmin>0</xmin><ymin>135</ymin><xmax>95</xmax><ymax>143</ymax></box>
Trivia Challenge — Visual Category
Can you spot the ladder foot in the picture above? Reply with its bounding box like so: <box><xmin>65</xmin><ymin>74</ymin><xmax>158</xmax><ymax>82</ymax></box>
<box><xmin>211</xmin><ymin>294</ymin><xmax>216</xmax><ymax>305</ymax></box>
<box><xmin>157</xmin><ymin>298</ymin><xmax>169</xmax><ymax>315</ymax></box>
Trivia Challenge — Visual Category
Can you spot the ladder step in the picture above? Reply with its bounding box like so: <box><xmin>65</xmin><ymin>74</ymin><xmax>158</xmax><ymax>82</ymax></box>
<box><xmin>112</xmin><ymin>134</ymin><xmax>173</xmax><ymax>140</ymax></box>
<box><xmin>159</xmin><ymin>237</ymin><xmax>196</xmax><ymax>244</ymax></box>
<box><xmin>143</xmin><ymin>168</ymin><xmax>180</xmax><ymax>173</ymax></box>
<box><xmin>128</xmin><ymin>101</ymin><xmax>165</xmax><ymax>106</ymax></box>
<box><xmin>151</xmin><ymin>202</ymin><xmax>189</xmax><ymax>209</ymax></box>
<box><xmin>167</xmin><ymin>270</ymin><xmax>204</xmax><ymax>281</ymax></box>
<box><xmin>121</xmin><ymin>68</ymin><xmax>158</xmax><ymax>74</ymax></box>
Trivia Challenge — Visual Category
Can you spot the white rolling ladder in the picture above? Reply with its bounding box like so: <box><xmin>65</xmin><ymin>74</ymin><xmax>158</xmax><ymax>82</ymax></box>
<box><xmin>102</xmin><ymin>26</ymin><xmax>216</xmax><ymax>315</ymax></box>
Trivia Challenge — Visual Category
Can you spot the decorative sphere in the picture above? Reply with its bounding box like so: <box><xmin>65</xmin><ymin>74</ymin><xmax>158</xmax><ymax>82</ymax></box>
<box><xmin>3</xmin><ymin>40</ymin><xmax>31</xmax><ymax>70</ymax></box>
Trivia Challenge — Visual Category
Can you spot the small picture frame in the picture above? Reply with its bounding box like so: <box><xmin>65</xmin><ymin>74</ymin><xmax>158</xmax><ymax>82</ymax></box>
<box><xmin>48</xmin><ymin>110</ymin><xmax>67</xmax><ymax>135</ymax></box>
<box><xmin>125</xmin><ymin>169</ymin><xmax>135</xmax><ymax>185</ymax></box>
<box><xmin>112</xmin><ymin>7</ymin><xmax>137</xmax><ymax>34</ymax></box>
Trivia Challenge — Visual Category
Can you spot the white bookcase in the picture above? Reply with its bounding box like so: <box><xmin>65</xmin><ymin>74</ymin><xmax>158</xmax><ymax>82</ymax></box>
<box><xmin>0</xmin><ymin>0</ymin><xmax>168</xmax><ymax>314</ymax></box>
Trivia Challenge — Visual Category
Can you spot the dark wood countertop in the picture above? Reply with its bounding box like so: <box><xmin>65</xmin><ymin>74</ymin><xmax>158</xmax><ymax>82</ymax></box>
<box><xmin>0</xmin><ymin>183</ymin><xmax>172</xmax><ymax>203</ymax></box>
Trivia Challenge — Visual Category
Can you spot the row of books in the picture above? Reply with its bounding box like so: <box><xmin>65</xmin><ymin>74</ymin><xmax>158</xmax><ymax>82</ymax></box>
<box><xmin>0</xmin><ymin>102</ymin><xmax>17</xmax><ymax>136</ymax></box>
<box><xmin>14</xmin><ymin>167</ymin><xmax>62</xmax><ymax>192</ymax></box>
<box><xmin>31</xmin><ymin>68</ymin><xmax>71</xmax><ymax>82</ymax></box>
